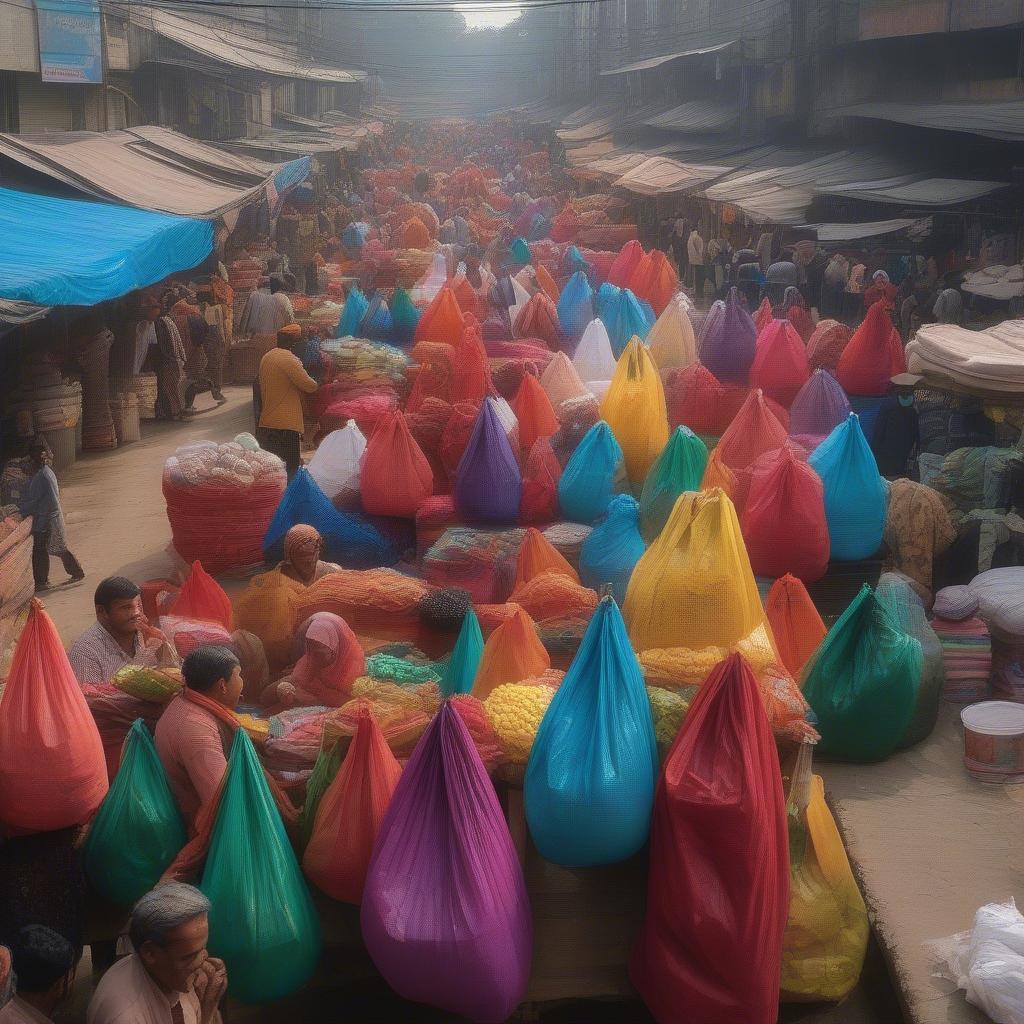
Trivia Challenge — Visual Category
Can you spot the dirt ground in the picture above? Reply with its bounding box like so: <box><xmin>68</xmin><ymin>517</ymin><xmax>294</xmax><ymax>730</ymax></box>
<box><xmin>41</xmin><ymin>385</ymin><xmax>907</xmax><ymax>1024</ymax></box>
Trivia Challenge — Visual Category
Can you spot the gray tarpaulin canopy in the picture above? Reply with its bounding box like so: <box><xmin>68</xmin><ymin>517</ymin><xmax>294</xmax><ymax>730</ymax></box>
<box><xmin>613</xmin><ymin>155</ymin><xmax>734</xmax><ymax>196</ymax></box>
<box><xmin>802</xmin><ymin>218</ymin><xmax>926</xmax><ymax>242</ymax></box>
<box><xmin>836</xmin><ymin>99</ymin><xmax>1024</xmax><ymax>142</ymax></box>
<box><xmin>819</xmin><ymin>176</ymin><xmax>1009</xmax><ymax>205</ymax></box>
<box><xmin>644</xmin><ymin>100</ymin><xmax>740</xmax><ymax>135</ymax></box>
<box><xmin>601</xmin><ymin>40</ymin><xmax>737</xmax><ymax>76</ymax></box>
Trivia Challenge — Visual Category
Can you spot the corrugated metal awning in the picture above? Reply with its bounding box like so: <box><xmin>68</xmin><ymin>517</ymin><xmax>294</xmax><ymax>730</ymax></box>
<box><xmin>601</xmin><ymin>40</ymin><xmax>737</xmax><ymax>76</ymax></box>
<box><xmin>836</xmin><ymin>99</ymin><xmax>1024</xmax><ymax>142</ymax></box>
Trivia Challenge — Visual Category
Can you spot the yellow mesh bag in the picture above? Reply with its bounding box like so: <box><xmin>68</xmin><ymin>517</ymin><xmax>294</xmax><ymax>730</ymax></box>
<box><xmin>484</xmin><ymin>682</ymin><xmax>557</xmax><ymax>765</ymax></box>
<box><xmin>782</xmin><ymin>744</ymin><xmax>869</xmax><ymax>1003</ymax></box>
<box><xmin>647</xmin><ymin>297</ymin><xmax>698</xmax><ymax>372</ymax></box>
<box><xmin>638</xmin><ymin>626</ymin><xmax>777</xmax><ymax>688</ymax></box>
<box><xmin>645</xmin><ymin>685</ymin><xmax>691</xmax><ymax>750</ymax></box>
<box><xmin>600</xmin><ymin>337</ymin><xmax>669</xmax><ymax>485</ymax></box>
<box><xmin>623</xmin><ymin>489</ymin><xmax>769</xmax><ymax>653</ymax></box>
<box><xmin>233</xmin><ymin>568</ymin><xmax>304</xmax><ymax>671</ymax></box>
<box><xmin>323</xmin><ymin>694</ymin><xmax>433</xmax><ymax>760</ymax></box>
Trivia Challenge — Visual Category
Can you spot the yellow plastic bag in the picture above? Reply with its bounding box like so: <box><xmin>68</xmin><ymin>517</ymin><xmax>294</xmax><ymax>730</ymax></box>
<box><xmin>600</xmin><ymin>337</ymin><xmax>669</xmax><ymax>486</ymax></box>
<box><xmin>782</xmin><ymin>743</ymin><xmax>869</xmax><ymax>1003</ymax></box>
<box><xmin>233</xmin><ymin>568</ymin><xmax>303</xmax><ymax>671</ymax></box>
<box><xmin>624</xmin><ymin>488</ymin><xmax>768</xmax><ymax>653</ymax></box>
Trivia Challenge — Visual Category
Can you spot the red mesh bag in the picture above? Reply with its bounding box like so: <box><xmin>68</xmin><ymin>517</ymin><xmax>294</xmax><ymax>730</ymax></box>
<box><xmin>741</xmin><ymin>448</ymin><xmax>829</xmax><ymax>582</ymax></box>
<box><xmin>405</xmin><ymin>362</ymin><xmax>450</xmax><ymax>416</ymax></box>
<box><xmin>549</xmin><ymin>206</ymin><xmax>579</xmax><ymax>243</ymax></box>
<box><xmin>0</xmin><ymin>602</ymin><xmax>108</xmax><ymax>832</ymax></box>
<box><xmin>535</xmin><ymin>264</ymin><xmax>560</xmax><ymax>303</ymax></box>
<box><xmin>323</xmin><ymin>394</ymin><xmax>399</xmax><ymax>438</ymax></box>
<box><xmin>439</xmin><ymin>401</ymin><xmax>480</xmax><ymax>481</ymax></box>
<box><xmin>750</xmin><ymin>320</ymin><xmax>810</xmax><ymax>408</ymax></box>
<box><xmin>472</xmin><ymin>607</ymin><xmax>550</xmax><ymax>699</ymax></box>
<box><xmin>514</xmin><ymin>292</ymin><xmax>561</xmax><ymax>350</ymax></box>
<box><xmin>450</xmin><ymin>275</ymin><xmax>479</xmax><ymax>319</ymax></box>
<box><xmin>715</xmin><ymin>388</ymin><xmax>789</xmax><ymax>471</ymax></box>
<box><xmin>171</xmin><ymin>560</ymin><xmax>233</xmax><ymax>630</ymax></box>
<box><xmin>607</xmin><ymin>240</ymin><xmax>645</xmax><ymax>288</ymax></box>
<box><xmin>450</xmin><ymin>328</ymin><xmax>493</xmax><ymax>406</ymax></box>
<box><xmin>754</xmin><ymin>297</ymin><xmax>773</xmax><ymax>333</ymax></box>
<box><xmin>520</xmin><ymin>438</ymin><xmax>562</xmax><ymax>523</ymax></box>
<box><xmin>303</xmin><ymin>711</ymin><xmax>402</xmax><ymax>903</ymax></box>
<box><xmin>396</xmin><ymin>217</ymin><xmax>430</xmax><ymax>249</ymax></box>
<box><xmin>414</xmin><ymin>285</ymin><xmax>465</xmax><ymax>346</ymax></box>
<box><xmin>787</xmin><ymin>304</ymin><xmax>815</xmax><ymax>344</ymax></box>
<box><xmin>449</xmin><ymin>694</ymin><xmax>503</xmax><ymax>772</ymax></box>
<box><xmin>405</xmin><ymin>397</ymin><xmax>452</xmax><ymax>457</ymax></box>
<box><xmin>765</xmin><ymin>574</ymin><xmax>827</xmax><ymax>679</ymax></box>
<box><xmin>510</xmin><ymin>571</ymin><xmax>597</xmax><ymax>625</ymax></box>
<box><xmin>476</xmin><ymin>602</ymin><xmax>522</xmax><ymax>635</ymax></box>
<box><xmin>806</xmin><ymin>319</ymin><xmax>852</xmax><ymax>372</ymax></box>
<box><xmin>415</xmin><ymin>495</ymin><xmax>460</xmax><ymax>560</ymax></box>
<box><xmin>665</xmin><ymin>363</ymin><xmax>729</xmax><ymax>435</ymax></box>
<box><xmin>511</xmin><ymin>374</ymin><xmax>559</xmax><ymax>456</ymax></box>
<box><xmin>361</xmin><ymin>413</ymin><xmax>434</xmax><ymax>518</ymax></box>
<box><xmin>629</xmin><ymin>249</ymin><xmax>678</xmax><ymax>315</ymax></box>
<box><xmin>513</xmin><ymin>527</ymin><xmax>578</xmax><ymax>591</ymax></box>
<box><xmin>630</xmin><ymin>653</ymin><xmax>789</xmax><ymax>1024</ymax></box>
<box><xmin>836</xmin><ymin>300</ymin><xmax>906</xmax><ymax>396</ymax></box>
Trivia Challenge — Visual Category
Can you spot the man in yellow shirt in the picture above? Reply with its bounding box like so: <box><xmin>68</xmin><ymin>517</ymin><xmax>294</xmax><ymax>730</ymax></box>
<box><xmin>257</xmin><ymin>324</ymin><xmax>318</xmax><ymax>479</ymax></box>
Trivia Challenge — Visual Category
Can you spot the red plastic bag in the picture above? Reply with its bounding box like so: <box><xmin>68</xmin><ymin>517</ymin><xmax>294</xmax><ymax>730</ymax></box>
<box><xmin>511</xmin><ymin>374</ymin><xmax>559</xmax><ymax>456</ymax></box>
<box><xmin>750</xmin><ymin>320</ymin><xmax>810</xmax><ymax>408</ymax></box>
<box><xmin>0</xmin><ymin>601</ymin><xmax>108</xmax><ymax>833</ymax></box>
<box><xmin>741</xmin><ymin>448</ymin><xmax>829</xmax><ymax>582</ymax></box>
<box><xmin>714</xmin><ymin>388</ymin><xmax>789</xmax><ymax>471</ymax></box>
<box><xmin>765</xmin><ymin>574</ymin><xmax>827</xmax><ymax>679</ymax></box>
<box><xmin>836</xmin><ymin>300</ymin><xmax>906</xmax><ymax>396</ymax></box>
<box><xmin>414</xmin><ymin>285</ymin><xmax>465</xmax><ymax>347</ymax></box>
<box><xmin>303</xmin><ymin>712</ymin><xmax>402</xmax><ymax>903</ymax></box>
<box><xmin>361</xmin><ymin>413</ymin><xmax>434</xmax><ymax>518</ymax></box>
<box><xmin>513</xmin><ymin>292</ymin><xmax>561</xmax><ymax>350</ymax></box>
<box><xmin>607</xmin><ymin>240</ymin><xmax>645</xmax><ymax>288</ymax></box>
<box><xmin>171</xmin><ymin>561</ymin><xmax>233</xmax><ymax>630</ymax></box>
<box><xmin>665</xmin><ymin>363</ymin><xmax>728</xmax><ymax>436</ymax></box>
<box><xmin>520</xmin><ymin>438</ymin><xmax>561</xmax><ymax>523</ymax></box>
<box><xmin>630</xmin><ymin>653</ymin><xmax>789</xmax><ymax>1024</ymax></box>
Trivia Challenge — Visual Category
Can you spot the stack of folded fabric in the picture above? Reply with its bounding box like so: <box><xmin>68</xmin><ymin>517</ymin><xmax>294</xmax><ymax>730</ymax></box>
<box><xmin>931</xmin><ymin>585</ymin><xmax>992</xmax><ymax>704</ymax></box>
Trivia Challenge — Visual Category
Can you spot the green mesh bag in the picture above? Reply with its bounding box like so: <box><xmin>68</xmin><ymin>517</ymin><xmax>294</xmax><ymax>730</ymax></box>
<box><xmin>802</xmin><ymin>585</ymin><xmax>921</xmax><ymax>762</ymax></box>
<box><xmin>439</xmin><ymin>609</ymin><xmax>484</xmax><ymax>697</ymax></box>
<box><xmin>83</xmin><ymin>719</ymin><xmax>186</xmax><ymax>906</ymax></box>
<box><xmin>297</xmin><ymin>745</ymin><xmax>342</xmax><ymax>853</ymax></box>
<box><xmin>200</xmin><ymin>731</ymin><xmax>321</xmax><ymax>1002</ymax></box>
<box><xmin>638</xmin><ymin>426</ymin><xmax>709</xmax><ymax>541</ymax></box>
<box><xmin>365</xmin><ymin>653</ymin><xmax>440</xmax><ymax>686</ymax></box>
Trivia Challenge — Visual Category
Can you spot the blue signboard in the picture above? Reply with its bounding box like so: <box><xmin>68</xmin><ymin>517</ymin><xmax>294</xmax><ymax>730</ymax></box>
<box><xmin>36</xmin><ymin>0</ymin><xmax>102</xmax><ymax>84</ymax></box>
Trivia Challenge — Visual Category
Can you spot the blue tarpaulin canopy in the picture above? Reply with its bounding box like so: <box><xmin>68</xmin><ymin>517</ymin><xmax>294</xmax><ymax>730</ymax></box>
<box><xmin>0</xmin><ymin>186</ymin><xmax>213</xmax><ymax>308</ymax></box>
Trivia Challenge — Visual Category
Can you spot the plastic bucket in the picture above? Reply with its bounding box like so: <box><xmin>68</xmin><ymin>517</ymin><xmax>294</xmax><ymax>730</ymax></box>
<box><xmin>961</xmin><ymin>701</ymin><xmax>1024</xmax><ymax>784</ymax></box>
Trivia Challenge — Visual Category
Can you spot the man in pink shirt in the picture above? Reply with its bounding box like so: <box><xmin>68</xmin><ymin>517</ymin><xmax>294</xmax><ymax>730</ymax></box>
<box><xmin>154</xmin><ymin>646</ymin><xmax>243</xmax><ymax>828</ymax></box>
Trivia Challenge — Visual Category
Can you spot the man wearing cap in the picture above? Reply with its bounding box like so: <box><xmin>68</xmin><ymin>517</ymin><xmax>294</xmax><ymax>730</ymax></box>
<box><xmin>256</xmin><ymin>324</ymin><xmax>317</xmax><ymax>478</ymax></box>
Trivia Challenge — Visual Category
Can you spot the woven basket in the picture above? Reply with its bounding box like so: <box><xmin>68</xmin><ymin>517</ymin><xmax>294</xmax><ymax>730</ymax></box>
<box><xmin>110</xmin><ymin>394</ymin><xmax>141</xmax><ymax>445</ymax></box>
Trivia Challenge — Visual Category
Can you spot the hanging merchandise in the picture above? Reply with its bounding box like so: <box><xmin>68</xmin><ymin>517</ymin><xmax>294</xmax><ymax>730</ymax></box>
<box><xmin>750</xmin><ymin>320</ymin><xmax>810</xmax><ymax>408</ymax></box>
<box><xmin>514</xmin><ymin>292</ymin><xmax>561</xmax><ymax>350</ymax></box>
<box><xmin>764</xmin><ymin>574</ymin><xmax>826</xmax><ymax>678</ymax></box>
<box><xmin>0</xmin><ymin>601</ymin><xmax>107</xmax><ymax>832</ymax></box>
<box><xmin>557</xmin><ymin>271</ymin><xmax>595</xmax><ymax>343</ymax></box>
<box><xmin>624</xmin><ymin>489</ymin><xmax>769</xmax><ymax>654</ymax></box>
<box><xmin>520</xmin><ymin>438</ymin><xmax>562</xmax><ymax>523</ymax></box>
<box><xmin>647</xmin><ymin>294</ymin><xmax>697</xmax><ymax>371</ymax></box>
<box><xmin>789</xmin><ymin>370</ymin><xmax>851</xmax><ymax>440</ymax></box>
<box><xmin>781</xmin><ymin>743</ymin><xmax>869</xmax><ymax>1003</ymax></box>
<box><xmin>361</xmin><ymin>412</ymin><xmax>434</xmax><ymax>519</ymax></box>
<box><xmin>802</xmin><ymin>585</ymin><xmax>921</xmax><ymax>761</ymax></box>
<box><xmin>808</xmin><ymin>414</ymin><xmax>886</xmax><ymax>561</ymax></box>
<box><xmin>263</xmin><ymin>468</ymin><xmax>394</xmax><ymax>568</ymax></box>
<box><xmin>572</xmin><ymin>318</ymin><xmax>618</xmax><ymax>398</ymax></box>
<box><xmin>639</xmin><ymin>427</ymin><xmax>709</xmax><ymax>542</ymax></box>
<box><xmin>741</xmin><ymin>448</ymin><xmax>829</xmax><ymax>583</ymax></box>
<box><xmin>526</xmin><ymin>597</ymin><xmax>657</xmax><ymax>866</ymax></box>
<box><xmin>414</xmin><ymin>284</ymin><xmax>465</xmax><ymax>347</ymax></box>
<box><xmin>630</xmin><ymin>654</ymin><xmax>789</xmax><ymax>1024</ymax></box>
<box><xmin>390</xmin><ymin>287</ymin><xmax>420</xmax><ymax>347</ymax></box>
<box><xmin>540</xmin><ymin>351</ymin><xmax>589</xmax><ymax>413</ymax></box>
<box><xmin>336</xmin><ymin>286</ymin><xmax>369</xmax><ymax>338</ymax></box>
<box><xmin>306</xmin><ymin>422</ymin><xmax>367</xmax><ymax>504</ymax></box>
<box><xmin>601</xmin><ymin>288</ymin><xmax>654</xmax><ymax>358</ymax></box>
<box><xmin>875</xmin><ymin>573</ymin><xmax>944</xmax><ymax>748</ymax></box>
<box><xmin>200</xmin><ymin>731</ymin><xmax>321</xmax><ymax>1003</ymax></box>
<box><xmin>511</xmin><ymin>374</ymin><xmax>560</xmax><ymax>456</ymax></box>
<box><xmin>361</xmin><ymin>704</ymin><xmax>532</xmax><ymax>1023</ymax></box>
<box><xmin>514</xmin><ymin>527</ymin><xmax>578</xmax><ymax>591</ymax></box>
<box><xmin>454</xmin><ymin>399</ymin><xmax>523</xmax><ymax>523</ymax></box>
<box><xmin>836</xmin><ymin>300</ymin><xmax>906</xmax><ymax>396</ymax></box>
<box><xmin>439</xmin><ymin>609</ymin><xmax>485</xmax><ymax>697</ymax></box>
<box><xmin>303</xmin><ymin>712</ymin><xmax>402</xmax><ymax>904</ymax></box>
<box><xmin>558</xmin><ymin>421</ymin><xmax>626</xmax><ymax>524</ymax></box>
<box><xmin>601</xmin><ymin>339</ymin><xmax>669</xmax><ymax>486</ymax></box>
<box><xmin>84</xmin><ymin>719</ymin><xmax>186</xmax><ymax>906</ymax></box>
<box><xmin>171</xmin><ymin>560</ymin><xmax>233</xmax><ymax>631</ymax></box>
<box><xmin>664</xmin><ymin>362</ymin><xmax>728</xmax><ymax>436</ymax></box>
<box><xmin>700</xmin><ymin>287</ymin><xmax>757</xmax><ymax>384</ymax></box>
<box><xmin>473</xmin><ymin>607</ymin><xmax>551</xmax><ymax>699</ymax></box>
<box><xmin>629</xmin><ymin>249</ymin><xmax>679</xmax><ymax>316</ymax></box>
<box><xmin>715</xmin><ymin>388</ymin><xmax>789</xmax><ymax>472</ymax></box>
<box><xmin>579</xmin><ymin>494</ymin><xmax>646</xmax><ymax>605</ymax></box>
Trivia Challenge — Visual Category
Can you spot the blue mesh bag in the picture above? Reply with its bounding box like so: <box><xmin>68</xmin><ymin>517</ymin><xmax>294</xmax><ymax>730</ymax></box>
<box><xmin>454</xmin><ymin>399</ymin><xmax>523</xmax><ymax>523</ymax></box>
<box><xmin>558</xmin><ymin>421</ymin><xmax>625</xmax><ymax>524</ymax></box>
<box><xmin>525</xmin><ymin>596</ymin><xmax>657</xmax><ymax>866</ymax></box>
<box><xmin>263</xmin><ymin>468</ymin><xmax>395</xmax><ymax>567</ymax></box>
<box><xmin>557</xmin><ymin>271</ymin><xmax>595</xmax><ymax>343</ymax></box>
<box><xmin>595</xmin><ymin>282</ymin><xmax>621</xmax><ymax>323</ymax></box>
<box><xmin>601</xmin><ymin>287</ymin><xmax>653</xmax><ymax>358</ymax></box>
<box><xmin>342</xmin><ymin>221</ymin><xmax>369</xmax><ymax>256</ymax></box>
<box><xmin>359</xmin><ymin>292</ymin><xmax>393</xmax><ymax>342</ymax></box>
<box><xmin>808</xmin><ymin>413</ymin><xmax>886</xmax><ymax>561</ymax></box>
<box><xmin>336</xmin><ymin>286</ymin><xmax>368</xmax><ymax>338</ymax></box>
<box><xmin>579</xmin><ymin>494</ymin><xmax>646</xmax><ymax>605</ymax></box>
<box><xmin>390</xmin><ymin>287</ymin><xmax>420</xmax><ymax>346</ymax></box>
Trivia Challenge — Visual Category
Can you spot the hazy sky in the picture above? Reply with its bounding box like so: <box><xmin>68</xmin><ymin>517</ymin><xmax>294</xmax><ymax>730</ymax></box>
<box><xmin>458</xmin><ymin>3</ymin><xmax>522</xmax><ymax>29</ymax></box>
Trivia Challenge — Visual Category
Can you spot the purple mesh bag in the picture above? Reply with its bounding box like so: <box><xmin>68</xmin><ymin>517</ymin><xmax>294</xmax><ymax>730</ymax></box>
<box><xmin>695</xmin><ymin>299</ymin><xmax>725</xmax><ymax>354</ymax></box>
<box><xmin>360</xmin><ymin>703</ymin><xmax>532</xmax><ymax>1023</ymax></box>
<box><xmin>454</xmin><ymin>397</ymin><xmax>523</xmax><ymax>523</ymax></box>
<box><xmin>790</xmin><ymin>369</ymin><xmax>852</xmax><ymax>438</ymax></box>
<box><xmin>701</xmin><ymin>287</ymin><xmax>756</xmax><ymax>384</ymax></box>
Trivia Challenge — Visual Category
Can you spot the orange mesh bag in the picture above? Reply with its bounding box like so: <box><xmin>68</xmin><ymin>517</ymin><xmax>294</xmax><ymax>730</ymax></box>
<box><xmin>303</xmin><ymin>711</ymin><xmax>402</xmax><ymax>903</ymax></box>
<box><xmin>607</xmin><ymin>240</ymin><xmax>645</xmax><ymax>288</ymax></box>
<box><xmin>514</xmin><ymin>292</ymin><xmax>561</xmax><ymax>350</ymax></box>
<box><xmin>397</xmin><ymin>217</ymin><xmax>430</xmax><ymax>249</ymax></box>
<box><xmin>600</xmin><ymin>338</ymin><xmax>670</xmax><ymax>485</ymax></box>
<box><xmin>807</xmin><ymin>320</ymin><xmax>852</xmax><ymax>373</ymax></box>
<box><xmin>450</xmin><ymin>327</ymin><xmax>493</xmax><ymax>405</ymax></box>
<box><xmin>700</xmin><ymin>448</ymin><xmax>739</xmax><ymax>500</ymax></box>
<box><xmin>540</xmin><ymin>352</ymin><xmax>589</xmax><ymax>415</ymax></box>
<box><xmin>514</xmin><ymin>527</ymin><xmax>579</xmax><ymax>590</ymax></box>
<box><xmin>836</xmin><ymin>301</ymin><xmax>906</xmax><ymax>396</ymax></box>
<box><xmin>476</xmin><ymin>602</ymin><xmax>523</xmax><ymax>634</ymax></box>
<box><xmin>535</xmin><ymin>263</ymin><xmax>560</xmax><ymax>303</ymax></box>
<box><xmin>751</xmin><ymin>320</ymin><xmax>810</xmax><ymax>408</ymax></box>
<box><xmin>450</xmin><ymin>274</ymin><xmax>478</xmax><ymax>318</ymax></box>
<box><xmin>765</xmin><ymin>574</ymin><xmax>827</xmax><ymax>679</ymax></box>
<box><xmin>449</xmin><ymin>693</ymin><xmax>503</xmax><ymax>772</ymax></box>
<box><xmin>715</xmin><ymin>388</ymin><xmax>789</xmax><ymax>471</ymax></box>
<box><xmin>414</xmin><ymin>285</ymin><xmax>465</xmax><ymax>346</ymax></box>
<box><xmin>629</xmin><ymin>249</ymin><xmax>678</xmax><ymax>315</ymax></box>
<box><xmin>234</xmin><ymin>568</ymin><xmax>304</xmax><ymax>672</ymax></box>
<box><xmin>520</xmin><ymin>438</ymin><xmax>561</xmax><ymax>524</ymax></box>
<box><xmin>361</xmin><ymin>412</ymin><xmax>434</xmax><ymax>518</ymax></box>
<box><xmin>510</xmin><ymin>571</ymin><xmax>598</xmax><ymax>624</ymax></box>
<box><xmin>473</xmin><ymin>607</ymin><xmax>551</xmax><ymax>699</ymax></box>
<box><xmin>511</xmin><ymin>374</ymin><xmax>559</xmax><ymax>456</ymax></box>
<box><xmin>624</xmin><ymin>489</ymin><xmax>770</xmax><ymax>654</ymax></box>
<box><xmin>665</xmin><ymin>362</ymin><xmax>728</xmax><ymax>435</ymax></box>
<box><xmin>0</xmin><ymin>601</ymin><xmax>108</xmax><ymax>832</ymax></box>
<box><xmin>171</xmin><ymin>560</ymin><xmax>233</xmax><ymax>630</ymax></box>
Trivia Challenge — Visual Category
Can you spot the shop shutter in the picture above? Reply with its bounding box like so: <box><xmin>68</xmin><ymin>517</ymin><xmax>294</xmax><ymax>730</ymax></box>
<box><xmin>17</xmin><ymin>76</ymin><xmax>72</xmax><ymax>132</ymax></box>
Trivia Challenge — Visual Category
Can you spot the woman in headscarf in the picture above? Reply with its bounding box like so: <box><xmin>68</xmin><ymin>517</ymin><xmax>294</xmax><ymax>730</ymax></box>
<box><xmin>863</xmin><ymin>269</ymin><xmax>898</xmax><ymax>309</ymax></box>
<box><xmin>260</xmin><ymin>612</ymin><xmax>364</xmax><ymax>708</ymax></box>
<box><xmin>778</xmin><ymin>285</ymin><xmax>815</xmax><ymax>343</ymax></box>
<box><xmin>280</xmin><ymin>524</ymin><xmax>341</xmax><ymax>585</ymax></box>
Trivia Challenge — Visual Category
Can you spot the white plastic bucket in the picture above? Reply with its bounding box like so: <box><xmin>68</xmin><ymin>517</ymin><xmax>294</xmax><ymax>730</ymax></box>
<box><xmin>961</xmin><ymin>701</ymin><xmax>1024</xmax><ymax>784</ymax></box>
